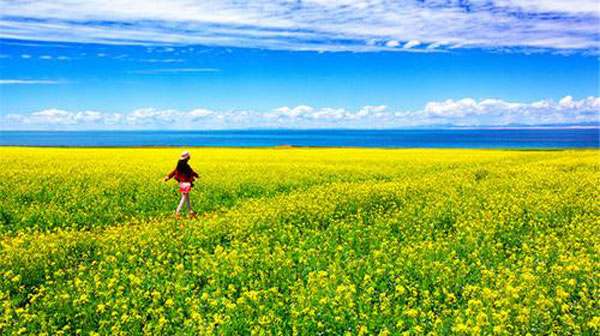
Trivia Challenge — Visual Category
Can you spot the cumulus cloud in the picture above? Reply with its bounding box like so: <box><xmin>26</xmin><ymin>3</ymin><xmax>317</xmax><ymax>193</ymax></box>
<box><xmin>2</xmin><ymin>97</ymin><xmax>598</xmax><ymax>130</ymax></box>
<box><xmin>118</xmin><ymin>107</ymin><xmax>230</xmax><ymax>126</ymax></box>
<box><xmin>265</xmin><ymin>97</ymin><xmax>599</xmax><ymax>127</ymax></box>
<box><xmin>308</xmin><ymin>107</ymin><xmax>349</xmax><ymax>120</ymax></box>
<box><xmin>268</xmin><ymin>105</ymin><xmax>314</xmax><ymax>119</ymax></box>
<box><xmin>5</xmin><ymin>108</ymin><xmax>118</xmax><ymax>126</ymax></box>
<box><xmin>0</xmin><ymin>1</ymin><xmax>598</xmax><ymax>53</ymax></box>
<box><xmin>126</xmin><ymin>108</ymin><xmax>180</xmax><ymax>124</ymax></box>
<box><xmin>358</xmin><ymin>105</ymin><xmax>387</xmax><ymax>117</ymax></box>
<box><xmin>32</xmin><ymin>109</ymin><xmax>69</xmax><ymax>117</ymax></box>
<box><xmin>415</xmin><ymin>96</ymin><xmax>600</xmax><ymax>126</ymax></box>
<box><xmin>267</xmin><ymin>105</ymin><xmax>353</xmax><ymax>121</ymax></box>
<box><xmin>188</xmin><ymin>108</ymin><xmax>214</xmax><ymax>119</ymax></box>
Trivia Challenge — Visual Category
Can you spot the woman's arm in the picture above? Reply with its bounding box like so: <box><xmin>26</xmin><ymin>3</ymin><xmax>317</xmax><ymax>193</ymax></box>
<box><xmin>164</xmin><ymin>169</ymin><xmax>176</xmax><ymax>181</ymax></box>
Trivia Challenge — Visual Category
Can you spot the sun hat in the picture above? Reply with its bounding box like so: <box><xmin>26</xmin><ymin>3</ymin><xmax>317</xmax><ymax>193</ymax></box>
<box><xmin>180</xmin><ymin>151</ymin><xmax>190</xmax><ymax>160</ymax></box>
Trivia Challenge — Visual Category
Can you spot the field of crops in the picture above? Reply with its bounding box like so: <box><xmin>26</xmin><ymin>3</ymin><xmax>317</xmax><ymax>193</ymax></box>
<box><xmin>0</xmin><ymin>147</ymin><xmax>598</xmax><ymax>335</ymax></box>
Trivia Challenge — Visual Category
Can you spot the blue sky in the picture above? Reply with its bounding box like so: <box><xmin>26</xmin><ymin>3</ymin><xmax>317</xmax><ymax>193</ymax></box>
<box><xmin>0</xmin><ymin>0</ymin><xmax>599</xmax><ymax>129</ymax></box>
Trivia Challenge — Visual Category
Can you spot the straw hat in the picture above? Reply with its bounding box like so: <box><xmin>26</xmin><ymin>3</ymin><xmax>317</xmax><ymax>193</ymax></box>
<box><xmin>180</xmin><ymin>151</ymin><xmax>190</xmax><ymax>160</ymax></box>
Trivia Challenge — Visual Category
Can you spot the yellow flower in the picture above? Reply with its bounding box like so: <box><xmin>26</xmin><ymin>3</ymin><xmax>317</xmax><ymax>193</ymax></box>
<box><xmin>454</xmin><ymin>323</ymin><xmax>468</xmax><ymax>333</ymax></box>
<box><xmin>405</xmin><ymin>309</ymin><xmax>419</xmax><ymax>319</ymax></box>
<box><xmin>395</xmin><ymin>284</ymin><xmax>406</xmax><ymax>296</ymax></box>
<box><xmin>587</xmin><ymin>316</ymin><xmax>600</xmax><ymax>329</ymax></box>
<box><xmin>379</xmin><ymin>329</ymin><xmax>390</xmax><ymax>336</ymax></box>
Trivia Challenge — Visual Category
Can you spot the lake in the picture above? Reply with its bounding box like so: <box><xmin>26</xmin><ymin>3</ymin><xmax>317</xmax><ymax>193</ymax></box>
<box><xmin>0</xmin><ymin>129</ymin><xmax>598</xmax><ymax>148</ymax></box>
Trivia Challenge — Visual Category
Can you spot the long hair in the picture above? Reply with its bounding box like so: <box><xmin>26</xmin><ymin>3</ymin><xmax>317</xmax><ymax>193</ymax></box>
<box><xmin>175</xmin><ymin>159</ymin><xmax>193</xmax><ymax>177</ymax></box>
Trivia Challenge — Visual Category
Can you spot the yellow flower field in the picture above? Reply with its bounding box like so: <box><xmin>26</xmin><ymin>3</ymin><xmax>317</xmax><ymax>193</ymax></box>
<box><xmin>0</xmin><ymin>147</ymin><xmax>598</xmax><ymax>335</ymax></box>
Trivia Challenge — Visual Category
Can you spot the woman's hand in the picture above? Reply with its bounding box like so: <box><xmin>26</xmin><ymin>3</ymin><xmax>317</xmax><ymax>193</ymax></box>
<box><xmin>164</xmin><ymin>175</ymin><xmax>170</xmax><ymax>182</ymax></box>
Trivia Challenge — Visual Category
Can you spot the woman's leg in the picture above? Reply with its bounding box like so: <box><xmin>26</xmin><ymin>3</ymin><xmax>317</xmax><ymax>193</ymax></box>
<box><xmin>185</xmin><ymin>193</ymin><xmax>194</xmax><ymax>213</ymax></box>
<box><xmin>176</xmin><ymin>193</ymin><xmax>186</xmax><ymax>214</ymax></box>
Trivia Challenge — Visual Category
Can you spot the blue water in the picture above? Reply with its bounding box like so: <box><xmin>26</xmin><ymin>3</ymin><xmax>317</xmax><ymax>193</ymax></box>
<box><xmin>0</xmin><ymin>129</ymin><xmax>598</xmax><ymax>148</ymax></box>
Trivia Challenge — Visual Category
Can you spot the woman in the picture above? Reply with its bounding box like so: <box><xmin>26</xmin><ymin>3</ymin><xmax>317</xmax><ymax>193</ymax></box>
<box><xmin>164</xmin><ymin>151</ymin><xmax>199</xmax><ymax>218</ymax></box>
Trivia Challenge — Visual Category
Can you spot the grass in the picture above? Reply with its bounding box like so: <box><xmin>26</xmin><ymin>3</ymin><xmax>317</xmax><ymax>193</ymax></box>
<box><xmin>0</xmin><ymin>147</ymin><xmax>598</xmax><ymax>335</ymax></box>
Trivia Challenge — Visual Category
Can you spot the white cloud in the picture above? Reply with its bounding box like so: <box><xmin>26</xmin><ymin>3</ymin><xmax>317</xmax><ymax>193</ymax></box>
<box><xmin>0</xmin><ymin>79</ymin><xmax>63</xmax><ymax>84</ymax></box>
<box><xmin>423</xmin><ymin>98</ymin><xmax>481</xmax><ymax>118</ymax></box>
<box><xmin>2</xmin><ymin>97</ymin><xmax>598</xmax><ymax>130</ymax></box>
<box><xmin>269</xmin><ymin>105</ymin><xmax>314</xmax><ymax>119</ymax></box>
<box><xmin>268</xmin><ymin>105</ymin><xmax>352</xmax><ymax>121</ymax></box>
<box><xmin>426</xmin><ymin>42</ymin><xmax>444</xmax><ymax>50</ymax></box>
<box><xmin>415</xmin><ymin>96</ymin><xmax>600</xmax><ymax>126</ymax></box>
<box><xmin>188</xmin><ymin>108</ymin><xmax>214</xmax><ymax>119</ymax></box>
<box><xmin>0</xmin><ymin>1</ymin><xmax>597</xmax><ymax>53</ymax></box>
<box><xmin>103</xmin><ymin>113</ymin><xmax>123</xmax><ymax>125</ymax></box>
<box><xmin>32</xmin><ymin>109</ymin><xmax>69</xmax><ymax>117</ymax></box>
<box><xmin>494</xmin><ymin>1</ymin><xmax>599</xmax><ymax>14</ymax></box>
<box><xmin>126</xmin><ymin>108</ymin><xmax>179</xmax><ymax>124</ymax></box>
<box><xmin>403</xmin><ymin>40</ymin><xmax>420</xmax><ymax>49</ymax></box>
<box><xmin>358</xmin><ymin>105</ymin><xmax>387</xmax><ymax>117</ymax></box>
<box><xmin>307</xmin><ymin>108</ymin><xmax>350</xmax><ymax>120</ymax></box>
<box><xmin>385</xmin><ymin>40</ymin><xmax>400</xmax><ymax>48</ymax></box>
<box><xmin>126</xmin><ymin>107</ymin><xmax>225</xmax><ymax>125</ymax></box>
<box><xmin>7</xmin><ymin>108</ymin><xmax>113</xmax><ymax>125</ymax></box>
<box><xmin>558</xmin><ymin>95</ymin><xmax>574</xmax><ymax>108</ymax></box>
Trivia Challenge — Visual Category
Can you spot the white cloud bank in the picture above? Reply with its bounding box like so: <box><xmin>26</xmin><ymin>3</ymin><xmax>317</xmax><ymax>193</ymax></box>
<box><xmin>417</xmin><ymin>96</ymin><xmax>600</xmax><ymax>126</ymax></box>
<box><xmin>266</xmin><ymin>105</ymin><xmax>351</xmax><ymax>121</ymax></box>
<box><xmin>2</xmin><ymin>96</ymin><xmax>598</xmax><ymax>130</ymax></box>
<box><xmin>0</xmin><ymin>1</ymin><xmax>598</xmax><ymax>53</ymax></box>
<box><xmin>4</xmin><ymin>109</ymin><xmax>121</xmax><ymax>126</ymax></box>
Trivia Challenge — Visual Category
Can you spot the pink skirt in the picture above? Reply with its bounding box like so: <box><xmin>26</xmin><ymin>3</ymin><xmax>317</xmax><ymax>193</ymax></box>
<box><xmin>179</xmin><ymin>182</ymin><xmax>192</xmax><ymax>193</ymax></box>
